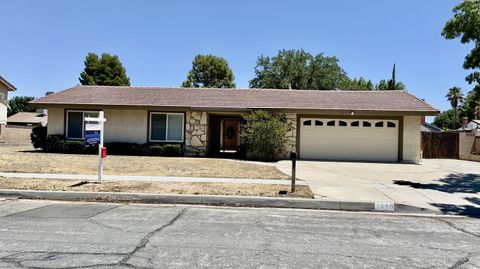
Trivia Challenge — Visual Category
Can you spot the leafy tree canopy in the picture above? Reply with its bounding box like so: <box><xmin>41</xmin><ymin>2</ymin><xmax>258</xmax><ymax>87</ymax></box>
<box><xmin>7</xmin><ymin>96</ymin><xmax>35</xmax><ymax>116</ymax></box>
<box><xmin>182</xmin><ymin>54</ymin><xmax>235</xmax><ymax>88</ymax></box>
<box><xmin>79</xmin><ymin>52</ymin><xmax>130</xmax><ymax>86</ymax></box>
<box><xmin>249</xmin><ymin>49</ymin><xmax>350</xmax><ymax>90</ymax></box>
<box><xmin>375</xmin><ymin>79</ymin><xmax>407</xmax><ymax>91</ymax></box>
<box><xmin>459</xmin><ymin>84</ymin><xmax>480</xmax><ymax>120</ymax></box>
<box><xmin>442</xmin><ymin>0</ymin><xmax>480</xmax><ymax>84</ymax></box>
<box><xmin>433</xmin><ymin>109</ymin><xmax>460</xmax><ymax>130</ymax></box>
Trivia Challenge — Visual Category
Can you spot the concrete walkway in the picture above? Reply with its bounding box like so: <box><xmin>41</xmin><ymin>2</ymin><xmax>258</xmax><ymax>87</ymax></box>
<box><xmin>276</xmin><ymin>159</ymin><xmax>480</xmax><ymax>215</ymax></box>
<box><xmin>0</xmin><ymin>172</ymin><xmax>307</xmax><ymax>186</ymax></box>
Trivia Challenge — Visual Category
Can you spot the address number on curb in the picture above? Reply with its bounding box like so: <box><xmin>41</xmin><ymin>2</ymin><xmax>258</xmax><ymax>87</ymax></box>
<box><xmin>374</xmin><ymin>202</ymin><xmax>395</xmax><ymax>211</ymax></box>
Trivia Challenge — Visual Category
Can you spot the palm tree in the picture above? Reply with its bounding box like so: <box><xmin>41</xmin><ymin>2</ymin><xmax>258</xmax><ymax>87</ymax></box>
<box><xmin>446</xmin><ymin>87</ymin><xmax>464</xmax><ymax>129</ymax></box>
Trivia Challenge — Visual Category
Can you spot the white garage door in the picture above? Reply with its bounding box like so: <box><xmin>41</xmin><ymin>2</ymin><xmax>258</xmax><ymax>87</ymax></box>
<box><xmin>299</xmin><ymin>118</ymin><xmax>399</xmax><ymax>162</ymax></box>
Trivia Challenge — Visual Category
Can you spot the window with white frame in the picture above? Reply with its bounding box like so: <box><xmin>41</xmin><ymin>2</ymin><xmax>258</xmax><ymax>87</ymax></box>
<box><xmin>66</xmin><ymin>110</ymin><xmax>100</xmax><ymax>139</ymax></box>
<box><xmin>149</xmin><ymin>112</ymin><xmax>184</xmax><ymax>142</ymax></box>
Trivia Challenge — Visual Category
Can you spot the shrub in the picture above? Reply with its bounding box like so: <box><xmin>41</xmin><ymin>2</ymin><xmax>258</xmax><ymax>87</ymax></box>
<box><xmin>44</xmin><ymin>135</ymin><xmax>86</xmax><ymax>153</ymax></box>
<box><xmin>31</xmin><ymin>126</ymin><xmax>47</xmax><ymax>149</ymax></box>
<box><xmin>240</xmin><ymin>110</ymin><xmax>288</xmax><ymax>161</ymax></box>
<box><xmin>41</xmin><ymin>136</ymin><xmax>183</xmax><ymax>157</ymax></box>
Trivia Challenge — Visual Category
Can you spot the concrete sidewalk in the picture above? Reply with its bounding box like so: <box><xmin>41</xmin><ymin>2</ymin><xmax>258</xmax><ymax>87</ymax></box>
<box><xmin>276</xmin><ymin>159</ymin><xmax>480</xmax><ymax>215</ymax></box>
<box><xmin>0</xmin><ymin>172</ymin><xmax>307</xmax><ymax>186</ymax></box>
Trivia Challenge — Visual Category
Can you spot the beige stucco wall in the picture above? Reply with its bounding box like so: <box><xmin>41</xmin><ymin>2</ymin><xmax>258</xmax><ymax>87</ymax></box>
<box><xmin>402</xmin><ymin>116</ymin><xmax>421</xmax><ymax>163</ymax></box>
<box><xmin>46</xmin><ymin>107</ymin><xmax>64</xmax><ymax>135</ymax></box>
<box><xmin>459</xmin><ymin>130</ymin><xmax>480</xmax><ymax>161</ymax></box>
<box><xmin>0</xmin><ymin>86</ymin><xmax>8</xmax><ymax>125</ymax></box>
<box><xmin>104</xmin><ymin>109</ymin><xmax>148</xmax><ymax>144</ymax></box>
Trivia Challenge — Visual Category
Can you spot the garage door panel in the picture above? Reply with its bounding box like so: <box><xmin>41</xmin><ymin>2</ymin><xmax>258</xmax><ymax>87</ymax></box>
<box><xmin>300</xmin><ymin>118</ymin><xmax>399</xmax><ymax>162</ymax></box>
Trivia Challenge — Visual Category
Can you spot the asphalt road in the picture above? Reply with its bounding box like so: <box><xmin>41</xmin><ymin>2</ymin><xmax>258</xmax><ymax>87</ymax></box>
<box><xmin>0</xmin><ymin>199</ymin><xmax>479</xmax><ymax>269</ymax></box>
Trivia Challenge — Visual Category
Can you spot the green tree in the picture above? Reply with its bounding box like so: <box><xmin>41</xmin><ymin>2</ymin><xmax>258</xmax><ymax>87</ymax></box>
<box><xmin>182</xmin><ymin>54</ymin><xmax>235</xmax><ymax>88</ymax></box>
<box><xmin>376</xmin><ymin>64</ymin><xmax>407</xmax><ymax>90</ymax></box>
<box><xmin>460</xmin><ymin>84</ymin><xmax>480</xmax><ymax>120</ymax></box>
<box><xmin>433</xmin><ymin>109</ymin><xmax>460</xmax><ymax>130</ymax></box>
<box><xmin>446</xmin><ymin>87</ymin><xmax>464</xmax><ymax>129</ymax></box>
<box><xmin>7</xmin><ymin>96</ymin><xmax>35</xmax><ymax>116</ymax></box>
<box><xmin>249</xmin><ymin>49</ymin><xmax>350</xmax><ymax>90</ymax></box>
<box><xmin>79</xmin><ymin>52</ymin><xmax>130</xmax><ymax>86</ymax></box>
<box><xmin>45</xmin><ymin>91</ymin><xmax>54</xmax><ymax>95</ymax></box>
<box><xmin>240</xmin><ymin>110</ymin><xmax>288</xmax><ymax>161</ymax></box>
<box><xmin>342</xmin><ymin>77</ymin><xmax>375</xmax><ymax>90</ymax></box>
<box><xmin>442</xmin><ymin>0</ymin><xmax>480</xmax><ymax>84</ymax></box>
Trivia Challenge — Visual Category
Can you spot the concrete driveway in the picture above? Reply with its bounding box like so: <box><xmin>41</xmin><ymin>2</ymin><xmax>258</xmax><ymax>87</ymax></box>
<box><xmin>276</xmin><ymin>159</ymin><xmax>480</xmax><ymax>216</ymax></box>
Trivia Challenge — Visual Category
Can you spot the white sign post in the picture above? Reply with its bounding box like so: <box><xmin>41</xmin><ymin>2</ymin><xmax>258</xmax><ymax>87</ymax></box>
<box><xmin>85</xmin><ymin>111</ymin><xmax>106</xmax><ymax>183</ymax></box>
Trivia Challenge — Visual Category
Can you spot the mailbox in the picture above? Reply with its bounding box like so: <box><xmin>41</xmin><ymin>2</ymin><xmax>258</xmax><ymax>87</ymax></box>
<box><xmin>101</xmin><ymin>147</ymin><xmax>107</xmax><ymax>159</ymax></box>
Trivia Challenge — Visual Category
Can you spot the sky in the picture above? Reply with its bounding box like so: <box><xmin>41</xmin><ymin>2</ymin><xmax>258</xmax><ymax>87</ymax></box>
<box><xmin>0</xmin><ymin>0</ymin><xmax>474</xmax><ymax>118</ymax></box>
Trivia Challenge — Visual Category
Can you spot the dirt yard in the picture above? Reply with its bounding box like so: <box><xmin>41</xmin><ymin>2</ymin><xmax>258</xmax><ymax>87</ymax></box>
<box><xmin>0</xmin><ymin>178</ymin><xmax>313</xmax><ymax>198</ymax></box>
<box><xmin>0</xmin><ymin>145</ymin><xmax>289</xmax><ymax>179</ymax></box>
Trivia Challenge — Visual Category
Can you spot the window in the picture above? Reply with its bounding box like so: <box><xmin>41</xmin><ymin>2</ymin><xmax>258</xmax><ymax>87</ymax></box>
<box><xmin>315</xmin><ymin>120</ymin><xmax>323</xmax><ymax>126</ymax></box>
<box><xmin>351</xmin><ymin>121</ymin><xmax>359</xmax><ymax>127</ymax></box>
<box><xmin>66</xmin><ymin>110</ymin><xmax>100</xmax><ymax>139</ymax></box>
<box><xmin>387</xmin><ymin>122</ymin><xmax>396</xmax><ymax>128</ymax></box>
<box><xmin>375</xmin><ymin>121</ymin><xmax>384</xmax><ymax>127</ymax></box>
<box><xmin>327</xmin><ymin>120</ymin><xmax>335</xmax><ymax>126</ymax></box>
<box><xmin>303</xmin><ymin>120</ymin><xmax>312</xmax><ymax>126</ymax></box>
<box><xmin>339</xmin><ymin>120</ymin><xmax>347</xmax><ymax>127</ymax></box>
<box><xmin>363</xmin><ymin>121</ymin><xmax>371</xmax><ymax>127</ymax></box>
<box><xmin>149</xmin><ymin>112</ymin><xmax>184</xmax><ymax>142</ymax></box>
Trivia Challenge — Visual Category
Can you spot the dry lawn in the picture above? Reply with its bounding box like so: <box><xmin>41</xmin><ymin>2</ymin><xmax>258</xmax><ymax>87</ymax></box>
<box><xmin>0</xmin><ymin>145</ymin><xmax>288</xmax><ymax>179</ymax></box>
<box><xmin>0</xmin><ymin>177</ymin><xmax>313</xmax><ymax>198</ymax></box>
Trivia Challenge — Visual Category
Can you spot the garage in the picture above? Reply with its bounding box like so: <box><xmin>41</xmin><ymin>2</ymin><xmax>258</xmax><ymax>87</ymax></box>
<box><xmin>299</xmin><ymin>118</ymin><xmax>399</xmax><ymax>162</ymax></box>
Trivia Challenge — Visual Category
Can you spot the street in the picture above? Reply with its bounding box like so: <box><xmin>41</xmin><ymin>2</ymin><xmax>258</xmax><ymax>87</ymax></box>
<box><xmin>0</xmin><ymin>199</ymin><xmax>479</xmax><ymax>269</ymax></box>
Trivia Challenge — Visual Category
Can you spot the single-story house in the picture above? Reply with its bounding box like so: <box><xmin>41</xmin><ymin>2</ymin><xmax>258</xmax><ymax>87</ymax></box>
<box><xmin>421</xmin><ymin>122</ymin><xmax>443</xmax><ymax>132</ymax></box>
<box><xmin>30</xmin><ymin>85</ymin><xmax>438</xmax><ymax>163</ymax></box>
<box><xmin>458</xmin><ymin>119</ymin><xmax>480</xmax><ymax>131</ymax></box>
<box><xmin>7</xmin><ymin>109</ymin><xmax>48</xmax><ymax>127</ymax></box>
<box><xmin>0</xmin><ymin>75</ymin><xmax>17</xmax><ymax>141</ymax></box>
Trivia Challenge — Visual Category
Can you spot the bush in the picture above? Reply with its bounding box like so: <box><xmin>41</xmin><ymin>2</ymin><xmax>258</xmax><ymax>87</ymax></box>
<box><xmin>44</xmin><ymin>135</ymin><xmax>86</xmax><ymax>153</ymax></box>
<box><xmin>31</xmin><ymin>126</ymin><xmax>47</xmax><ymax>149</ymax></box>
<box><xmin>42</xmin><ymin>135</ymin><xmax>183</xmax><ymax>157</ymax></box>
<box><xmin>240</xmin><ymin>110</ymin><xmax>288</xmax><ymax>161</ymax></box>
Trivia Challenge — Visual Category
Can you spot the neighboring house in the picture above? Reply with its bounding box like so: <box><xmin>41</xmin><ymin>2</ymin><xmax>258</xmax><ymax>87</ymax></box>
<box><xmin>458</xmin><ymin>119</ymin><xmax>480</xmax><ymax>131</ymax></box>
<box><xmin>30</xmin><ymin>86</ymin><xmax>438</xmax><ymax>163</ymax></box>
<box><xmin>0</xmin><ymin>75</ymin><xmax>17</xmax><ymax>141</ymax></box>
<box><xmin>421</xmin><ymin>122</ymin><xmax>443</xmax><ymax>132</ymax></box>
<box><xmin>7</xmin><ymin>109</ymin><xmax>48</xmax><ymax>127</ymax></box>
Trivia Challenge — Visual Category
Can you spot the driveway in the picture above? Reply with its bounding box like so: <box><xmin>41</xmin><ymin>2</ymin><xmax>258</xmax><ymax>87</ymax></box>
<box><xmin>276</xmin><ymin>159</ymin><xmax>480</xmax><ymax>216</ymax></box>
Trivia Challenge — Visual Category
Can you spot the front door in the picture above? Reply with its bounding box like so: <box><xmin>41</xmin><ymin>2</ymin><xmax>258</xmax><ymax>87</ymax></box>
<box><xmin>222</xmin><ymin>120</ymin><xmax>240</xmax><ymax>151</ymax></box>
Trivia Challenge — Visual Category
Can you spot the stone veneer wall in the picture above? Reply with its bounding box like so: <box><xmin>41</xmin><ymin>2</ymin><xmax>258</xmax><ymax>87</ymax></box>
<box><xmin>184</xmin><ymin>111</ymin><xmax>208</xmax><ymax>156</ymax></box>
<box><xmin>281</xmin><ymin>113</ymin><xmax>297</xmax><ymax>159</ymax></box>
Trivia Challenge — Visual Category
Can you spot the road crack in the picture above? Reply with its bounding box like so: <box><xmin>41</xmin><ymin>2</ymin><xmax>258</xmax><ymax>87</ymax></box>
<box><xmin>119</xmin><ymin>207</ymin><xmax>188</xmax><ymax>265</ymax></box>
<box><xmin>432</xmin><ymin>217</ymin><xmax>480</xmax><ymax>239</ymax></box>
<box><xmin>449</xmin><ymin>251</ymin><xmax>480</xmax><ymax>269</ymax></box>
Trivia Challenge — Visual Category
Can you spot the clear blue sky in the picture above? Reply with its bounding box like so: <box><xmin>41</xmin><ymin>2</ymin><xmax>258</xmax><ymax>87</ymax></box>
<box><xmin>0</xmin><ymin>0</ymin><xmax>473</xmax><ymax>116</ymax></box>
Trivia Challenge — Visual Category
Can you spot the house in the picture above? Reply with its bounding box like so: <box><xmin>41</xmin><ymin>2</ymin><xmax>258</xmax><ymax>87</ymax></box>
<box><xmin>0</xmin><ymin>75</ymin><xmax>17</xmax><ymax>141</ymax></box>
<box><xmin>30</xmin><ymin>85</ymin><xmax>438</xmax><ymax>163</ymax></box>
<box><xmin>421</xmin><ymin>122</ymin><xmax>443</xmax><ymax>132</ymax></box>
<box><xmin>458</xmin><ymin>118</ymin><xmax>480</xmax><ymax>131</ymax></box>
<box><xmin>7</xmin><ymin>109</ymin><xmax>48</xmax><ymax>127</ymax></box>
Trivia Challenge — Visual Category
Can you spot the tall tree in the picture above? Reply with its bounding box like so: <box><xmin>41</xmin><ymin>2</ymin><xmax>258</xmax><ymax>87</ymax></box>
<box><xmin>182</xmin><ymin>54</ymin><xmax>235</xmax><ymax>88</ymax></box>
<box><xmin>7</xmin><ymin>96</ymin><xmax>35</xmax><ymax>116</ymax></box>
<box><xmin>249</xmin><ymin>49</ymin><xmax>350</xmax><ymax>90</ymax></box>
<box><xmin>442</xmin><ymin>0</ymin><xmax>480</xmax><ymax>85</ymax></box>
<box><xmin>387</xmin><ymin>64</ymin><xmax>397</xmax><ymax>90</ymax></box>
<box><xmin>79</xmin><ymin>52</ymin><xmax>130</xmax><ymax>86</ymax></box>
<box><xmin>446</xmin><ymin>87</ymin><xmax>464</xmax><ymax>129</ymax></box>
<box><xmin>433</xmin><ymin>109</ymin><xmax>460</xmax><ymax>130</ymax></box>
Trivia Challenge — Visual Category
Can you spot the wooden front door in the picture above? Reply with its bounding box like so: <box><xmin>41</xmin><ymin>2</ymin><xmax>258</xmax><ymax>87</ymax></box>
<box><xmin>222</xmin><ymin>120</ymin><xmax>240</xmax><ymax>150</ymax></box>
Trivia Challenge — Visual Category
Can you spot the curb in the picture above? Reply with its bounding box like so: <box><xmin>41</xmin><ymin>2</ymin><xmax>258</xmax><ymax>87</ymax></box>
<box><xmin>0</xmin><ymin>189</ymin><xmax>438</xmax><ymax>214</ymax></box>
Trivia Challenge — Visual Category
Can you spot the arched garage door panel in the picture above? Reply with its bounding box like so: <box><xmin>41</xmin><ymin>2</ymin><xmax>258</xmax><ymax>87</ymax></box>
<box><xmin>299</xmin><ymin>118</ymin><xmax>399</xmax><ymax>162</ymax></box>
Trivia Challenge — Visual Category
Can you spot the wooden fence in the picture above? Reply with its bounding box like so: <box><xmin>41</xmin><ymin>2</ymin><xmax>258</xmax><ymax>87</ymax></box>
<box><xmin>421</xmin><ymin>132</ymin><xmax>459</xmax><ymax>159</ymax></box>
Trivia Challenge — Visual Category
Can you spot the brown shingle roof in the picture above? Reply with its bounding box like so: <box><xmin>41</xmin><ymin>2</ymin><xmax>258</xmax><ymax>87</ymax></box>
<box><xmin>7</xmin><ymin>112</ymin><xmax>48</xmax><ymax>126</ymax></box>
<box><xmin>30</xmin><ymin>85</ymin><xmax>438</xmax><ymax>115</ymax></box>
<box><xmin>0</xmin><ymin>75</ymin><xmax>16</xmax><ymax>91</ymax></box>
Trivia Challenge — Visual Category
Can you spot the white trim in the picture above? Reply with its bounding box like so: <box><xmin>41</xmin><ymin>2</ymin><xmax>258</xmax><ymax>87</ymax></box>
<box><xmin>149</xmin><ymin>112</ymin><xmax>184</xmax><ymax>143</ymax></box>
<box><xmin>66</xmin><ymin>110</ymin><xmax>100</xmax><ymax>139</ymax></box>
